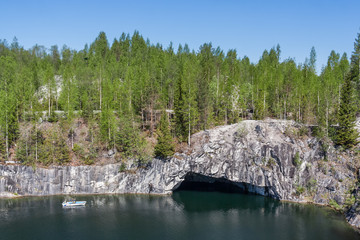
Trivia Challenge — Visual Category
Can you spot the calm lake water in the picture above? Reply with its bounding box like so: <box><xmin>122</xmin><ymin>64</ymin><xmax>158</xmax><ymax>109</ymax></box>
<box><xmin>0</xmin><ymin>191</ymin><xmax>358</xmax><ymax>240</ymax></box>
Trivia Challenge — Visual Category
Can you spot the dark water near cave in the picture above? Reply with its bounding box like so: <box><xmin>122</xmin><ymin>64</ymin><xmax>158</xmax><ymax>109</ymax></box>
<box><xmin>0</xmin><ymin>192</ymin><xmax>358</xmax><ymax>240</ymax></box>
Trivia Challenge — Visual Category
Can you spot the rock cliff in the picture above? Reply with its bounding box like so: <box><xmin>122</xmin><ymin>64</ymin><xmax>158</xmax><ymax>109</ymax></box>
<box><xmin>1</xmin><ymin>119</ymin><xmax>359</xmax><ymax>228</ymax></box>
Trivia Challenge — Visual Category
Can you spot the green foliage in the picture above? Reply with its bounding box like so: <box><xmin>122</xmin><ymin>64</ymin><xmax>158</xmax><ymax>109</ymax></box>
<box><xmin>15</xmin><ymin>126</ymin><xmax>43</xmax><ymax>165</ymax></box>
<box><xmin>267</xmin><ymin>157</ymin><xmax>276</xmax><ymax>167</ymax></box>
<box><xmin>48</xmin><ymin>110</ymin><xmax>58</xmax><ymax>123</ymax></box>
<box><xmin>82</xmin><ymin>147</ymin><xmax>97</xmax><ymax>165</ymax></box>
<box><xmin>293</xmin><ymin>152</ymin><xmax>301</xmax><ymax>167</ymax></box>
<box><xmin>99</xmin><ymin>108</ymin><xmax>115</xmax><ymax>145</ymax></box>
<box><xmin>236</xmin><ymin>125</ymin><xmax>248</xmax><ymax>138</ymax></box>
<box><xmin>72</xmin><ymin>143</ymin><xmax>81</xmax><ymax>154</ymax></box>
<box><xmin>344</xmin><ymin>195</ymin><xmax>356</xmax><ymax>208</ymax></box>
<box><xmin>298</xmin><ymin>126</ymin><xmax>309</xmax><ymax>137</ymax></box>
<box><xmin>306</xmin><ymin>178</ymin><xmax>317</xmax><ymax>194</ymax></box>
<box><xmin>329</xmin><ymin>199</ymin><xmax>342</xmax><ymax>210</ymax></box>
<box><xmin>1</xmin><ymin>31</ymin><xmax>360</xmax><ymax>165</ymax></box>
<box><xmin>16</xmin><ymin>125</ymin><xmax>69</xmax><ymax>166</ymax></box>
<box><xmin>295</xmin><ymin>185</ymin><xmax>305</xmax><ymax>196</ymax></box>
<box><xmin>119</xmin><ymin>162</ymin><xmax>126</xmax><ymax>172</ymax></box>
<box><xmin>115</xmin><ymin>116</ymin><xmax>148</xmax><ymax>161</ymax></box>
<box><xmin>154</xmin><ymin>112</ymin><xmax>175</xmax><ymax>158</ymax></box>
<box><xmin>335</xmin><ymin>74</ymin><xmax>359</xmax><ymax>148</ymax></box>
<box><xmin>38</xmin><ymin>128</ymin><xmax>69</xmax><ymax>165</ymax></box>
<box><xmin>320</xmin><ymin>140</ymin><xmax>330</xmax><ymax>161</ymax></box>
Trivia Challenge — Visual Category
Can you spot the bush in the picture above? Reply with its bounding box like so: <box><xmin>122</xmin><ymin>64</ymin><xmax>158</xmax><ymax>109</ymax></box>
<box><xmin>296</xmin><ymin>185</ymin><xmax>305</xmax><ymax>196</ymax></box>
<box><xmin>306</xmin><ymin>178</ymin><xmax>317</xmax><ymax>194</ymax></box>
<box><xmin>82</xmin><ymin>147</ymin><xmax>97</xmax><ymax>165</ymax></box>
<box><xmin>329</xmin><ymin>199</ymin><xmax>342</xmax><ymax>210</ymax></box>
<box><xmin>344</xmin><ymin>195</ymin><xmax>356</xmax><ymax>208</ymax></box>
<box><xmin>73</xmin><ymin>143</ymin><xmax>81</xmax><ymax>154</ymax></box>
<box><xmin>119</xmin><ymin>162</ymin><xmax>126</xmax><ymax>172</ymax></box>
<box><xmin>320</xmin><ymin>140</ymin><xmax>329</xmax><ymax>161</ymax></box>
<box><xmin>48</xmin><ymin>111</ymin><xmax>58</xmax><ymax>123</ymax></box>
<box><xmin>236</xmin><ymin>125</ymin><xmax>248</xmax><ymax>138</ymax></box>
<box><xmin>267</xmin><ymin>157</ymin><xmax>276</xmax><ymax>167</ymax></box>
<box><xmin>311</xmin><ymin>126</ymin><xmax>324</xmax><ymax>139</ymax></box>
<box><xmin>299</xmin><ymin>126</ymin><xmax>309</xmax><ymax>137</ymax></box>
<box><xmin>293</xmin><ymin>152</ymin><xmax>301</xmax><ymax>167</ymax></box>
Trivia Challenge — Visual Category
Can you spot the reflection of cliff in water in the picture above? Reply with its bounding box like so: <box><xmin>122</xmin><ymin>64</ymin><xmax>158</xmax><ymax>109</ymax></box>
<box><xmin>172</xmin><ymin>190</ymin><xmax>281</xmax><ymax>213</ymax></box>
<box><xmin>0</xmin><ymin>193</ymin><xmax>358</xmax><ymax>240</ymax></box>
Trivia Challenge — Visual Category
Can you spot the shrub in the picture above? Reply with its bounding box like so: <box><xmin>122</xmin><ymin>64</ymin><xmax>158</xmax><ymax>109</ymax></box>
<box><xmin>306</xmin><ymin>178</ymin><xmax>317</xmax><ymax>194</ymax></box>
<box><xmin>119</xmin><ymin>162</ymin><xmax>127</xmax><ymax>172</ymax></box>
<box><xmin>293</xmin><ymin>152</ymin><xmax>301</xmax><ymax>167</ymax></box>
<box><xmin>344</xmin><ymin>195</ymin><xmax>356</xmax><ymax>208</ymax></box>
<box><xmin>295</xmin><ymin>185</ymin><xmax>305</xmax><ymax>196</ymax></box>
<box><xmin>267</xmin><ymin>157</ymin><xmax>276</xmax><ymax>167</ymax></box>
<box><xmin>329</xmin><ymin>199</ymin><xmax>342</xmax><ymax>210</ymax></box>
<box><xmin>237</xmin><ymin>125</ymin><xmax>248</xmax><ymax>138</ymax></box>
<box><xmin>48</xmin><ymin>111</ymin><xmax>58</xmax><ymax>123</ymax></box>
<box><xmin>73</xmin><ymin>143</ymin><xmax>81</xmax><ymax>154</ymax></box>
<box><xmin>318</xmin><ymin>161</ymin><xmax>327</xmax><ymax>174</ymax></box>
<box><xmin>299</xmin><ymin>126</ymin><xmax>309</xmax><ymax>137</ymax></box>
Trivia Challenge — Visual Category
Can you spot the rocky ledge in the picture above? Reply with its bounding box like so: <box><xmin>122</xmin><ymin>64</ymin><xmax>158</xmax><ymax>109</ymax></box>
<box><xmin>1</xmin><ymin>119</ymin><xmax>360</xmax><ymax>228</ymax></box>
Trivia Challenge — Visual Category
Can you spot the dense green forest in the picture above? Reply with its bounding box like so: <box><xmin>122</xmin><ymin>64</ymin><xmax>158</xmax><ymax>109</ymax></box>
<box><xmin>0</xmin><ymin>31</ymin><xmax>359</xmax><ymax>165</ymax></box>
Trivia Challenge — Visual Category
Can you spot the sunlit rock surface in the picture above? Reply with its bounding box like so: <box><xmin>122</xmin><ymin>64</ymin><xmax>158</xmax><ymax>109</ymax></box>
<box><xmin>1</xmin><ymin>119</ymin><xmax>359</xmax><ymax>228</ymax></box>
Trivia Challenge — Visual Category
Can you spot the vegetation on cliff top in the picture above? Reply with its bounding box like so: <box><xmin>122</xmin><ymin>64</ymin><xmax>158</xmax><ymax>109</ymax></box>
<box><xmin>0</xmin><ymin>31</ymin><xmax>359</xmax><ymax>164</ymax></box>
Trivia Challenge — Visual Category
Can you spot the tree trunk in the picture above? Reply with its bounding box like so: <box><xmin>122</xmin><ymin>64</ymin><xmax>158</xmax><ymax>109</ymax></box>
<box><xmin>141</xmin><ymin>109</ymin><xmax>144</xmax><ymax>130</ymax></box>
<box><xmin>5</xmin><ymin>114</ymin><xmax>9</xmax><ymax>160</ymax></box>
<box><xmin>35</xmin><ymin>122</ymin><xmax>38</xmax><ymax>162</ymax></box>
<box><xmin>68</xmin><ymin>83</ymin><xmax>70</xmax><ymax>113</ymax></box>
<box><xmin>263</xmin><ymin>92</ymin><xmax>266</xmax><ymax>118</ymax></box>
<box><xmin>99</xmin><ymin>67</ymin><xmax>102</xmax><ymax>111</ymax></box>
<box><xmin>326</xmin><ymin>99</ymin><xmax>329</xmax><ymax>137</ymax></box>
<box><xmin>317</xmin><ymin>91</ymin><xmax>320</xmax><ymax>114</ymax></box>
<box><xmin>298</xmin><ymin>99</ymin><xmax>301</xmax><ymax>122</ymax></box>
<box><xmin>48</xmin><ymin>81</ymin><xmax>51</xmax><ymax>116</ymax></box>
<box><xmin>71</xmin><ymin>130</ymin><xmax>74</xmax><ymax>149</ymax></box>
<box><xmin>216</xmin><ymin>68</ymin><xmax>219</xmax><ymax>117</ymax></box>
<box><xmin>188</xmin><ymin>84</ymin><xmax>191</xmax><ymax>147</ymax></box>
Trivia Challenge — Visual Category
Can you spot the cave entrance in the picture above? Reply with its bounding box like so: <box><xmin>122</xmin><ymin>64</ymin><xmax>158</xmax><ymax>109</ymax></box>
<box><xmin>172</xmin><ymin>172</ymin><xmax>268</xmax><ymax>195</ymax></box>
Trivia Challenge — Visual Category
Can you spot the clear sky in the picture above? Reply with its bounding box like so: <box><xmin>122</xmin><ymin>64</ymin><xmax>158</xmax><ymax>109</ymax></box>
<box><xmin>1</xmin><ymin>0</ymin><xmax>360</xmax><ymax>73</ymax></box>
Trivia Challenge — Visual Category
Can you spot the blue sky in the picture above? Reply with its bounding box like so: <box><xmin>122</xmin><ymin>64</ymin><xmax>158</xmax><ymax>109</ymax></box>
<box><xmin>1</xmin><ymin>0</ymin><xmax>360</xmax><ymax>73</ymax></box>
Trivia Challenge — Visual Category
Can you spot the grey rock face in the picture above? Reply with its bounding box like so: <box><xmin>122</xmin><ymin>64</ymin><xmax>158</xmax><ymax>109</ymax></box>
<box><xmin>0</xmin><ymin>119</ymin><xmax>359</xmax><ymax>227</ymax></box>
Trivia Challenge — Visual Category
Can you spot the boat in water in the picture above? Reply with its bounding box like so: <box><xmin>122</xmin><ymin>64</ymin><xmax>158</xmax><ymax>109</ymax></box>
<box><xmin>62</xmin><ymin>200</ymin><xmax>86</xmax><ymax>207</ymax></box>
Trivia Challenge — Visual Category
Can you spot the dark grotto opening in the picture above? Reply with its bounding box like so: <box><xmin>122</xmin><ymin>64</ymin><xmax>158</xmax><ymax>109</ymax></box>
<box><xmin>172</xmin><ymin>172</ymin><xmax>270</xmax><ymax>196</ymax></box>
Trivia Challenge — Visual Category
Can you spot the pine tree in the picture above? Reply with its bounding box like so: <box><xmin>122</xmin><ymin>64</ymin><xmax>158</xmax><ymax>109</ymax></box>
<box><xmin>174</xmin><ymin>61</ymin><xmax>186</xmax><ymax>140</ymax></box>
<box><xmin>336</xmin><ymin>73</ymin><xmax>359</xmax><ymax>148</ymax></box>
<box><xmin>154</xmin><ymin>112</ymin><xmax>174</xmax><ymax>158</ymax></box>
<box><xmin>115</xmin><ymin>116</ymin><xmax>147</xmax><ymax>160</ymax></box>
<box><xmin>350</xmin><ymin>33</ymin><xmax>360</xmax><ymax>102</ymax></box>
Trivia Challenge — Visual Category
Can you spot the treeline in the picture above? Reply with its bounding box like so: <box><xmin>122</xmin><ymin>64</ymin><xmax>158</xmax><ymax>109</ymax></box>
<box><xmin>0</xmin><ymin>31</ymin><xmax>359</xmax><ymax>162</ymax></box>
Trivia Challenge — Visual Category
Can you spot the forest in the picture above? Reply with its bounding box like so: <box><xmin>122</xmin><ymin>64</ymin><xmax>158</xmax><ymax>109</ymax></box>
<box><xmin>0</xmin><ymin>31</ymin><xmax>359</xmax><ymax>165</ymax></box>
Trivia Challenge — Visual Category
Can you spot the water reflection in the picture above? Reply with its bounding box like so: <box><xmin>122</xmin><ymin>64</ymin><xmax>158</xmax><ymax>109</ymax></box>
<box><xmin>0</xmin><ymin>192</ymin><xmax>358</xmax><ymax>240</ymax></box>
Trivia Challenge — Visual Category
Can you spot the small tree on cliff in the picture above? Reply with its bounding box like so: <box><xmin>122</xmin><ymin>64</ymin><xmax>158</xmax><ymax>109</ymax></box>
<box><xmin>336</xmin><ymin>73</ymin><xmax>359</xmax><ymax>149</ymax></box>
<box><xmin>154</xmin><ymin>112</ymin><xmax>174</xmax><ymax>158</ymax></box>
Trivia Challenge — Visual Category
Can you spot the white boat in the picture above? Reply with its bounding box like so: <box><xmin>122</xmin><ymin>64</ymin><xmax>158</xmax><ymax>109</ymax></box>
<box><xmin>62</xmin><ymin>200</ymin><xmax>86</xmax><ymax>207</ymax></box>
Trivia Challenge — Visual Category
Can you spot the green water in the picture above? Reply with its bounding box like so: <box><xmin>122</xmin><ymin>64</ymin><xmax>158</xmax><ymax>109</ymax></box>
<box><xmin>0</xmin><ymin>192</ymin><xmax>358</xmax><ymax>240</ymax></box>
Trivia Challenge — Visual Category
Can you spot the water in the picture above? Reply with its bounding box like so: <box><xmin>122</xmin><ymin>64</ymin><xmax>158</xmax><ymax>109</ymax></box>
<box><xmin>0</xmin><ymin>192</ymin><xmax>358</xmax><ymax>240</ymax></box>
